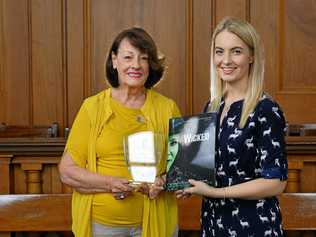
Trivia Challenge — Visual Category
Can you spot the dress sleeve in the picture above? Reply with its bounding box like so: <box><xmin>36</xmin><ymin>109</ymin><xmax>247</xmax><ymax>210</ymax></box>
<box><xmin>65</xmin><ymin>101</ymin><xmax>91</xmax><ymax>168</ymax></box>
<box><xmin>256</xmin><ymin>100</ymin><xmax>288</xmax><ymax>180</ymax></box>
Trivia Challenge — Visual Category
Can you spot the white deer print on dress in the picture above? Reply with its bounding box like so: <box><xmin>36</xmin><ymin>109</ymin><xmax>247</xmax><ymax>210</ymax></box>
<box><xmin>273</xmin><ymin>229</ymin><xmax>279</xmax><ymax>236</ymax></box>
<box><xmin>217</xmin><ymin>170</ymin><xmax>226</xmax><ymax>176</ymax></box>
<box><xmin>232</xmin><ymin>207</ymin><xmax>239</xmax><ymax>218</ymax></box>
<box><xmin>254</xmin><ymin>168</ymin><xmax>262</xmax><ymax>175</ymax></box>
<box><xmin>227</xmin><ymin>116</ymin><xmax>237</xmax><ymax>127</ymax></box>
<box><xmin>259</xmin><ymin>214</ymin><xmax>269</xmax><ymax>223</ymax></box>
<box><xmin>270</xmin><ymin>209</ymin><xmax>276</xmax><ymax>223</ymax></box>
<box><xmin>248</xmin><ymin>121</ymin><xmax>255</xmax><ymax>128</ymax></box>
<box><xmin>240</xmin><ymin>219</ymin><xmax>250</xmax><ymax>228</ymax></box>
<box><xmin>263</xmin><ymin>127</ymin><xmax>272</xmax><ymax>136</ymax></box>
<box><xmin>245</xmin><ymin>136</ymin><xmax>254</xmax><ymax>149</ymax></box>
<box><xmin>236</xmin><ymin>169</ymin><xmax>246</xmax><ymax>176</ymax></box>
<box><xmin>227</xmin><ymin>145</ymin><xmax>236</xmax><ymax>154</ymax></box>
<box><xmin>216</xmin><ymin>216</ymin><xmax>224</xmax><ymax>229</ymax></box>
<box><xmin>228</xmin><ymin>228</ymin><xmax>237</xmax><ymax>237</ymax></box>
<box><xmin>264</xmin><ymin>228</ymin><xmax>272</xmax><ymax>237</ymax></box>
<box><xmin>228</xmin><ymin>177</ymin><xmax>233</xmax><ymax>186</ymax></box>
<box><xmin>258</xmin><ymin>116</ymin><xmax>267</xmax><ymax>124</ymax></box>
<box><xmin>260</xmin><ymin>149</ymin><xmax>268</xmax><ymax>161</ymax></box>
<box><xmin>229</xmin><ymin>128</ymin><xmax>242</xmax><ymax>140</ymax></box>
<box><xmin>272</xmin><ymin>106</ymin><xmax>281</xmax><ymax>118</ymax></box>
<box><xmin>256</xmin><ymin>199</ymin><xmax>265</xmax><ymax>209</ymax></box>
<box><xmin>229</xmin><ymin>159</ymin><xmax>238</xmax><ymax>168</ymax></box>
<box><xmin>271</xmin><ymin>139</ymin><xmax>280</xmax><ymax>148</ymax></box>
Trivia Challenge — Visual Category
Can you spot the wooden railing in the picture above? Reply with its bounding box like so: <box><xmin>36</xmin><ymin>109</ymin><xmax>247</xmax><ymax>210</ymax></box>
<box><xmin>0</xmin><ymin>193</ymin><xmax>315</xmax><ymax>235</ymax></box>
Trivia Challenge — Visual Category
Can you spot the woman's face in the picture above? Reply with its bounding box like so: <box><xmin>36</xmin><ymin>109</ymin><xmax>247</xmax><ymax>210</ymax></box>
<box><xmin>213</xmin><ymin>30</ymin><xmax>253</xmax><ymax>84</ymax></box>
<box><xmin>112</xmin><ymin>38</ymin><xmax>149</xmax><ymax>89</ymax></box>
<box><xmin>167</xmin><ymin>135</ymin><xmax>180</xmax><ymax>170</ymax></box>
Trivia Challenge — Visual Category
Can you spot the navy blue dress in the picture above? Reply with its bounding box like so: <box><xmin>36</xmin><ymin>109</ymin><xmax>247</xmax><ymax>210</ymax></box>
<box><xmin>201</xmin><ymin>94</ymin><xmax>288</xmax><ymax>237</ymax></box>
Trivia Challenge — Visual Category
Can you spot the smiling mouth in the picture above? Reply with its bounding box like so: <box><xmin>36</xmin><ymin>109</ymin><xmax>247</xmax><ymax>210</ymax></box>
<box><xmin>128</xmin><ymin>72</ymin><xmax>143</xmax><ymax>78</ymax></box>
<box><xmin>221</xmin><ymin>67</ymin><xmax>236</xmax><ymax>74</ymax></box>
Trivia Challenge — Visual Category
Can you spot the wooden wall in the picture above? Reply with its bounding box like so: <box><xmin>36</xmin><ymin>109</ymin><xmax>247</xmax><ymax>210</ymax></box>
<box><xmin>1</xmin><ymin>0</ymin><xmax>316</xmax><ymax>131</ymax></box>
<box><xmin>1</xmin><ymin>2</ymin><xmax>316</xmax><ymax>236</ymax></box>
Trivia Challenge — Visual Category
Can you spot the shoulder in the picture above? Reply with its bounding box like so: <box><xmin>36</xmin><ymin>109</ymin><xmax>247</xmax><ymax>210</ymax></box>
<box><xmin>148</xmin><ymin>89</ymin><xmax>178</xmax><ymax>108</ymax></box>
<box><xmin>75</xmin><ymin>90</ymin><xmax>109</xmax><ymax>121</ymax></box>
<box><xmin>256</xmin><ymin>93</ymin><xmax>284</xmax><ymax>114</ymax></box>
<box><xmin>147</xmin><ymin>89</ymin><xmax>181</xmax><ymax>117</ymax></box>
<box><xmin>255</xmin><ymin>93</ymin><xmax>286</xmax><ymax>125</ymax></box>
<box><xmin>81</xmin><ymin>90</ymin><xmax>108</xmax><ymax>110</ymax></box>
<box><xmin>149</xmin><ymin>89</ymin><xmax>174</xmax><ymax>103</ymax></box>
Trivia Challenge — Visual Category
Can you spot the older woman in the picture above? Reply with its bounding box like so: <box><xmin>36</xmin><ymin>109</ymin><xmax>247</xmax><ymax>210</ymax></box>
<box><xmin>59</xmin><ymin>27</ymin><xmax>180</xmax><ymax>237</ymax></box>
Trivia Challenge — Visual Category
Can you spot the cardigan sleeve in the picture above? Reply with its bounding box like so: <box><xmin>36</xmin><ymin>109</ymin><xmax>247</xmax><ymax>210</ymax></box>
<box><xmin>65</xmin><ymin>101</ymin><xmax>91</xmax><ymax>168</ymax></box>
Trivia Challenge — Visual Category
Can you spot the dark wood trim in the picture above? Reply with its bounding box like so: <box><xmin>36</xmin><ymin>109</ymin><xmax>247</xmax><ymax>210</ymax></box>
<box><xmin>185</xmin><ymin>0</ymin><xmax>193</xmax><ymax>115</ymax></box>
<box><xmin>0</xmin><ymin>137</ymin><xmax>66</xmax><ymax>155</ymax></box>
<box><xmin>1</xmin><ymin>136</ymin><xmax>315</xmax><ymax>155</ymax></box>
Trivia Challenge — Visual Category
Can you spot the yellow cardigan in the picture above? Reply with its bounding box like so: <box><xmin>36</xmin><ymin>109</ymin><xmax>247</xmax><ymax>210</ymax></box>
<box><xmin>65</xmin><ymin>88</ymin><xmax>180</xmax><ymax>237</ymax></box>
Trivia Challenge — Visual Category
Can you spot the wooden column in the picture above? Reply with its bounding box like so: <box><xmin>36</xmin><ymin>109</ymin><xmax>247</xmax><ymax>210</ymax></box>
<box><xmin>286</xmin><ymin>160</ymin><xmax>304</xmax><ymax>193</ymax></box>
<box><xmin>0</xmin><ymin>155</ymin><xmax>12</xmax><ymax>194</ymax></box>
<box><xmin>21</xmin><ymin>163</ymin><xmax>43</xmax><ymax>194</ymax></box>
<box><xmin>0</xmin><ymin>155</ymin><xmax>12</xmax><ymax>237</ymax></box>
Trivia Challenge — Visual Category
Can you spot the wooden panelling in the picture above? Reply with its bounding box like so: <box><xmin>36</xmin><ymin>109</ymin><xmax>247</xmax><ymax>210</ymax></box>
<box><xmin>276</xmin><ymin>0</ymin><xmax>316</xmax><ymax>123</ymax></box>
<box><xmin>0</xmin><ymin>0</ymin><xmax>316</xmax><ymax>130</ymax></box>
<box><xmin>192</xmin><ymin>0</ymin><xmax>213</xmax><ymax>114</ymax></box>
<box><xmin>66</xmin><ymin>0</ymin><xmax>85</xmax><ymax>125</ymax></box>
<box><xmin>215</xmin><ymin>0</ymin><xmax>249</xmax><ymax>21</ymax></box>
<box><xmin>283</xmin><ymin>0</ymin><xmax>316</xmax><ymax>90</ymax></box>
<box><xmin>250</xmin><ymin>0</ymin><xmax>278</xmax><ymax>95</ymax></box>
<box><xmin>0</xmin><ymin>0</ymin><xmax>30</xmax><ymax>125</ymax></box>
<box><xmin>31</xmin><ymin>0</ymin><xmax>65</xmax><ymax>126</ymax></box>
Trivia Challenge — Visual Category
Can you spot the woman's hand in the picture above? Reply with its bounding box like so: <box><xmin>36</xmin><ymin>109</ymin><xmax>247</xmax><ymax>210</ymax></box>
<box><xmin>175</xmin><ymin>189</ymin><xmax>191</xmax><ymax>199</ymax></box>
<box><xmin>182</xmin><ymin>179</ymin><xmax>216</xmax><ymax>197</ymax></box>
<box><xmin>109</xmin><ymin>177</ymin><xmax>133</xmax><ymax>200</ymax></box>
<box><xmin>136</xmin><ymin>183</ymin><xmax>150</xmax><ymax>195</ymax></box>
<box><xmin>148</xmin><ymin>176</ymin><xmax>165</xmax><ymax>199</ymax></box>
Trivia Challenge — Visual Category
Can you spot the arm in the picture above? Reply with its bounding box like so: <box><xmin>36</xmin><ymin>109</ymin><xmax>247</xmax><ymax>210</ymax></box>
<box><xmin>178</xmin><ymin>99</ymin><xmax>288</xmax><ymax>200</ymax></box>
<box><xmin>179</xmin><ymin>178</ymin><xmax>286</xmax><ymax>200</ymax></box>
<box><xmin>59</xmin><ymin>152</ymin><xmax>132</xmax><ymax>195</ymax></box>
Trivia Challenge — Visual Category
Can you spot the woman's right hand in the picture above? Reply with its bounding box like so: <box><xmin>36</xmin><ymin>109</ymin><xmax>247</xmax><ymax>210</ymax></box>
<box><xmin>108</xmin><ymin>177</ymin><xmax>133</xmax><ymax>200</ymax></box>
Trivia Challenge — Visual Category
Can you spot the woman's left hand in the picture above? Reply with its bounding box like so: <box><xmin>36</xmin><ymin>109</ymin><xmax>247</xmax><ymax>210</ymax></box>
<box><xmin>148</xmin><ymin>175</ymin><xmax>165</xmax><ymax>199</ymax></box>
<box><xmin>183</xmin><ymin>179</ymin><xmax>215</xmax><ymax>197</ymax></box>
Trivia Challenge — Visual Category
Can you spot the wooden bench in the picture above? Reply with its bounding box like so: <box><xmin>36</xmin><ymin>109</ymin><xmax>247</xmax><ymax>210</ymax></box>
<box><xmin>0</xmin><ymin>194</ymin><xmax>71</xmax><ymax>233</ymax></box>
<box><xmin>178</xmin><ymin>193</ymin><xmax>316</xmax><ymax>231</ymax></box>
<box><xmin>0</xmin><ymin>193</ymin><xmax>315</xmax><ymax>234</ymax></box>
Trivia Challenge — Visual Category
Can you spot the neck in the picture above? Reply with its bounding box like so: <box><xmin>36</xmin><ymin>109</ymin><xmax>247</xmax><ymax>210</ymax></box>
<box><xmin>224</xmin><ymin>78</ymin><xmax>248</xmax><ymax>104</ymax></box>
<box><xmin>111</xmin><ymin>86</ymin><xmax>146</xmax><ymax>108</ymax></box>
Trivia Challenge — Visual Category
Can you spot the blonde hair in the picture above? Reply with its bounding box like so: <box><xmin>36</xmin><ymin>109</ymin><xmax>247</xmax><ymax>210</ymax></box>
<box><xmin>208</xmin><ymin>17</ymin><xmax>264</xmax><ymax>128</ymax></box>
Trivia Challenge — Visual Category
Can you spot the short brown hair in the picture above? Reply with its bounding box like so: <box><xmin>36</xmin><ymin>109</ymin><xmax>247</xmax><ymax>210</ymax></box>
<box><xmin>105</xmin><ymin>27</ymin><xmax>165</xmax><ymax>89</ymax></box>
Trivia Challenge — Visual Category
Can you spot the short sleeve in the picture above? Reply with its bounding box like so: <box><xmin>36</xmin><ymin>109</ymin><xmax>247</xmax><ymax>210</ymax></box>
<box><xmin>257</xmin><ymin>100</ymin><xmax>288</xmax><ymax>181</ymax></box>
<box><xmin>65</xmin><ymin>101</ymin><xmax>91</xmax><ymax>168</ymax></box>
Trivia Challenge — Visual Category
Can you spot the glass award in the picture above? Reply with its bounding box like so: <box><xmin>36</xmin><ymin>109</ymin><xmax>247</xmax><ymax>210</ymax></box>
<box><xmin>123</xmin><ymin>131</ymin><xmax>164</xmax><ymax>186</ymax></box>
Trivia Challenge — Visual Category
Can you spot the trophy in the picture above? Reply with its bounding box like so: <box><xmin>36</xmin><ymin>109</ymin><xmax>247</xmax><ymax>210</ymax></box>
<box><xmin>123</xmin><ymin>131</ymin><xmax>164</xmax><ymax>186</ymax></box>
